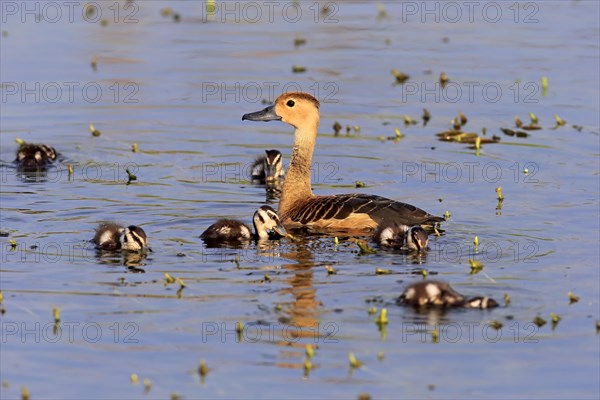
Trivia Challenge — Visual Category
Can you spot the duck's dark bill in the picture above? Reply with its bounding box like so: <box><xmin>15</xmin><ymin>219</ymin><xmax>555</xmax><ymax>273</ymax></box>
<box><xmin>242</xmin><ymin>105</ymin><xmax>281</xmax><ymax>122</ymax></box>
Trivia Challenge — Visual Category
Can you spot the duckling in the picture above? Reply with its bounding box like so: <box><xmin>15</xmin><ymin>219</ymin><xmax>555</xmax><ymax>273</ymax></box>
<box><xmin>93</xmin><ymin>223</ymin><xmax>149</xmax><ymax>251</ymax></box>
<box><xmin>242</xmin><ymin>92</ymin><xmax>443</xmax><ymax>235</ymax></box>
<box><xmin>397</xmin><ymin>281</ymin><xmax>498</xmax><ymax>309</ymax></box>
<box><xmin>15</xmin><ymin>143</ymin><xmax>57</xmax><ymax>168</ymax></box>
<box><xmin>200</xmin><ymin>205</ymin><xmax>287</xmax><ymax>244</ymax></box>
<box><xmin>373</xmin><ymin>223</ymin><xmax>428</xmax><ymax>251</ymax></box>
<box><xmin>251</xmin><ymin>149</ymin><xmax>285</xmax><ymax>183</ymax></box>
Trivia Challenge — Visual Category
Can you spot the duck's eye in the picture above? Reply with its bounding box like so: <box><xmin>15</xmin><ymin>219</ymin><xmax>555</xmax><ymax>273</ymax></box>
<box><xmin>286</xmin><ymin>100</ymin><xmax>295</xmax><ymax>107</ymax></box>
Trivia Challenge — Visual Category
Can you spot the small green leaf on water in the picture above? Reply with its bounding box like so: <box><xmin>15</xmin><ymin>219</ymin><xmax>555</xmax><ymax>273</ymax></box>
<box><xmin>421</xmin><ymin>269</ymin><xmax>428</xmax><ymax>278</ymax></box>
<box><xmin>53</xmin><ymin>306</ymin><xmax>60</xmax><ymax>323</ymax></box>
<box><xmin>292</xmin><ymin>65</ymin><xmax>306</xmax><ymax>73</ymax></box>
<box><xmin>21</xmin><ymin>386</ymin><xmax>29</xmax><ymax>400</ymax></box>
<box><xmin>422</xmin><ymin>108</ymin><xmax>431</xmax><ymax>125</ymax></box>
<box><xmin>496</xmin><ymin>187</ymin><xmax>504</xmax><ymax>201</ymax></box>
<box><xmin>568</xmin><ymin>291</ymin><xmax>580</xmax><ymax>304</ymax></box>
<box><xmin>294</xmin><ymin>36</ymin><xmax>306</xmax><ymax>47</ymax></box>
<box><xmin>473</xmin><ymin>236</ymin><xmax>479</xmax><ymax>247</ymax></box>
<box><xmin>444</xmin><ymin>210</ymin><xmax>451</xmax><ymax>220</ymax></box>
<box><xmin>0</xmin><ymin>291</ymin><xmax>3</xmax><ymax>304</ymax></box>
<box><xmin>67</xmin><ymin>164</ymin><xmax>73</xmax><ymax>176</ymax></box>
<box><xmin>475</xmin><ymin>136</ymin><xmax>481</xmax><ymax>151</ymax></box>
<box><xmin>348</xmin><ymin>352</ymin><xmax>363</xmax><ymax>369</ymax></box>
<box><xmin>305</xmin><ymin>344</ymin><xmax>314</xmax><ymax>359</ymax></box>
<box><xmin>375</xmin><ymin>268</ymin><xmax>392</xmax><ymax>275</ymax></box>
<box><xmin>528</xmin><ymin>112</ymin><xmax>538</xmax><ymax>125</ymax></box>
<box><xmin>368</xmin><ymin>307</ymin><xmax>377</xmax><ymax>315</ymax></box>
<box><xmin>541</xmin><ymin>76</ymin><xmax>548</xmax><ymax>95</ymax></box>
<box><xmin>377</xmin><ymin>351</ymin><xmax>385</xmax><ymax>361</ymax></box>
<box><xmin>235</xmin><ymin>321</ymin><xmax>243</xmax><ymax>334</ymax></box>
<box><xmin>334</xmin><ymin>236</ymin><xmax>339</xmax><ymax>246</ymax></box>
<box><xmin>130</xmin><ymin>374</ymin><xmax>138</xmax><ymax>384</ymax></box>
<box><xmin>264</xmin><ymin>274</ymin><xmax>271</xmax><ymax>282</ymax></box>
<box><xmin>132</xmin><ymin>143</ymin><xmax>138</xmax><ymax>153</ymax></box>
<box><xmin>303</xmin><ymin>358</ymin><xmax>312</xmax><ymax>377</ymax></box>
<box><xmin>164</xmin><ymin>273</ymin><xmax>176</xmax><ymax>285</ymax></box>
<box><xmin>504</xmin><ymin>293</ymin><xmax>511</xmax><ymax>306</ymax></box>
<box><xmin>349</xmin><ymin>238</ymin><xmax>376</xmax><ymax>255</ymax></box>
<box><xmin>403</xmin><ymin>115</ymin><xmax>415</xmax><ymax>125</ymax></box>
<box><xmin>333</xmin><ymin>121</ymin><xmax>342</xmax><ymax>135</ymax></box>
<box><xmin>533</xmin><ymin>316</ymin><xmax>547</xmax><ymax>327</ymax></box>
<box><xmin>554</xmin><ymin>114</ymin><xmax>566</xmax><ymax>127</ymax></box>
<box><xmin>89</xmin><ymin>123</ymin><xmax>101</xmax><ymax>137</ymax></box>
<box><xmin>325</xmin><ymin>265</ymin><xmax>337</xmax><ymax>275</ymax></box>
<box><xmin>9</xmin><ymin>239</ymin><xmax>17</xmax><ymax>248</ymax></box>
<box><xmin>198</xmin><ymin>359</ymin><xmax>209</xmax><ymax>377</ymax></box>
<box><xmin>126</xmin><ymin>168</ymin><xmax>137</xmax><ymax>184</ymax></box>
<box><xmin>15</xmin><ymin>138</ymin><xmax>26</xmax><ymax>145</ymax></box>
<box><xmin>355</xmin><ymin>181</ymin><xmax>365</xmax><ymax>188</ymax></box>
<box><xmin>550</xmin><ymin>313</ymin><xmax>561</xmax><ymax>323</ymax></box>
<box><xmin>160</xmin><ymin>7</ymin><xmax>172</xmax><ymax>17</ymax></box>
<box><xmin>176</xmin><ymin>278</ymin><xmax>186</xmax><ymax>288</ymax></box>
<box><xmin>489</xmin><ymin>320</ymin><xmax>503</xmax><ymax>330</ymax></box>
<box><xmin>393</xmin><ymin>128</ymin><xmax>405</xmax><ymax>139</ymax></box>
<box><xmin>439</xmin><ymin>72</ymin><xmax>449</xmax><ymax>86</ymax></box>
<box><xmin>376</xmin><ymin>308</ymin><xmax>388</xmax><ymax>325</ymax></box>
<box><xmin>523</xmin><ymin>167</ymin><xmax>529</xmax><ymax>175</ymax></box>
<box><xmin>431</xmin><ymin>329</ymin><xmax>439</xmax><ymax>343</ymax></box>
<box><xmin>143</xmin><ymin>378</ymin><xmax>151</xmax><ymax>391</ymax></box>
<box><xmin>353</xmin><ymin>125</ymin><xmax>361</xmax><ymax>134</ymax></box>
<box><xmin>469</xmin><ymin>259</ymin><xmax>484</xmax><ymax>274</ymax></box>
<box><xmin>391</xmin><ymin>69</ymin><xmax>409</xmax><ymax>84</ymax></box>
<box><xmin>515</xmin><ymin>116</ymin><xmax>523</xmax><ymax>128</ymax></box>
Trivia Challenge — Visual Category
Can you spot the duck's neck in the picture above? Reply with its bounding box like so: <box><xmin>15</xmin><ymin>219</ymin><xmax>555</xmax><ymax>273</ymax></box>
<box><xmin>279</xmin><ymin>118</ymin><xmax>319</xmax><ymax>217</ymax></box>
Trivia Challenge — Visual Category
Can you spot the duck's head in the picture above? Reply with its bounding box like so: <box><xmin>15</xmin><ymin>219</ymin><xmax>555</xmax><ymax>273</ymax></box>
<box><xmin>242</xmin><ymin>92</ymin><xmax>320</xmax><ymax>129</ymax></box>
<box><xmin>405</xmin><ymin>226</ymin><xmax>429</xmax><ymax>251</ymax></box>
<box><xmin>122</xmin><ymin>225</ymin><xmax>149</xmax><ymax>252</ymax></box>
<box><xmin>253</xmin><ymin>205</ymin><xmax>287</xmax><ymax>239</ymax></box>
<box><xmin>264</xmin><ymin>149</ymin><xmax>284</xmax><ymax>182</ymax></box>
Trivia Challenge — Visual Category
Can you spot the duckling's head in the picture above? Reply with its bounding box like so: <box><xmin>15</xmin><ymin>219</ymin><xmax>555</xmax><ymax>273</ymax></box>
<box><xmin>252</xmin><ymin>206</ymin><xmax>287</xmax><ymax>239</ymax></box>
<box><xmin>405</xmin><ymin>226</ymin><xmax>429</xmax><ymax>251</ymax></box>
<box><xmin>464</xmin><ymin>296</ymin><xmax>499</xmax><ymax>309</ymax></box>
<box><xmin>122</xmin><ymin>225</ymin><xmax>149</xmax><ymax>251</ymax></box>
<box><xmin>264</xmin><ymin>149</ymin><xmax>284</xmax><ymax>182</ymax></box>
<box><xmin>242</xmin><ymin>92</ymin><xmax>320</xmax><ymax>129</ymax></box>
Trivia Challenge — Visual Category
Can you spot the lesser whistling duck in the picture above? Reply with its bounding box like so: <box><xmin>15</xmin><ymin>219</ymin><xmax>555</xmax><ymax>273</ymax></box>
<box><xmin>242</xmin><ymin>92</ymin><xmax>443</xmax><ymax>234</ymax></box>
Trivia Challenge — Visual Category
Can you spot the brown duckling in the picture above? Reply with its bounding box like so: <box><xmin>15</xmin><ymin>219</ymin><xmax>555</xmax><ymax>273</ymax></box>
<box><xmin>200</xmin><ymin>205</ymin><xmax>287</xmax><ymax>244</ymax></box>
<box><xmin>251</xmin><ymin>149</ymin><xmax>285</xmax><ymax>183</ymax></box>
<box><xmin>373</xmin><ymin>223</ymin><xmax>429</xmax><ymax>251</ymax></box>
<box><xmin>15</xmin><ymin>143</ymin><xmax>57</xmax><ymax>168</ymax></box>
<box><xmin>93</xmin><ymin>223</ymin><xmax>149</xmax><ymax>252</ymax></box>
<box><xmin>397</xmin><ymin>281</ymin><xmax>498</xmax><ymax>309</ymax></box>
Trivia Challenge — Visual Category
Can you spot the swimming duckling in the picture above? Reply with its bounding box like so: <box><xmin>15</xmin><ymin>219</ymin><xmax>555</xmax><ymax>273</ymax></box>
<box><xmin>373</xmin><ymin>223</ymin><xmax>428</xmax><ymax>251</ymax></box>
<box><xmin>397</xmin><ymin>281</ymin><xmax>498</xmax><ymax>309</ymax></box>
<box><xmin>93</xmin><ymin>223</ymin><xmax>149</xmax><ymax>251</ymax></box>
<box><xmin>200</xmin><ymin>205</ymin><xmax>287</xmax><ymax>244</ymax></box>
<box><xmin>15</xmin><ymin>143</ymin><xmax>57</xmax><ymax>168</ymax></box>
<box><xmin>251</xmin><ymin>149</ymin><xmax>285</xmax><ymax>183</ymax></box>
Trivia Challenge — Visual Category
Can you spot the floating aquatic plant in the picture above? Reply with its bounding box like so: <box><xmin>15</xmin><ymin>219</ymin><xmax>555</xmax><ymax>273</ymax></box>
<box><xmin>504</xmin><ymin>293</ymin><xmax>511</xmax><ymax>306</ymax></box>
<box><xmin>303</xmin><ymin>358</ymin><xmax>312</xmax><ymax>378</ymax></box>
<box><xmin>391</xmin><ymin>69</ymin><xmax>409</xmax><ymax>84</ymax></box>
<box><xmin>541</xmin><ymin>76</ymin><xmax>548</xmax><ymax>96</ymax></box>
<box><xmin>348</xmin><ymin>352</ymin><xmax>363</xmax><ymax>369</ymax></box>
<box><xmin>15</xmin><ymin>138</ymin><xmax>26</xmax><ymax>145</ymax></box>
<box><xmin>533</xmin><ymin>316</ymin><xmax>547</xmax><ymax>328</ymax></box>
<box><xmin>422</xmin><ymin>108</ymin><xmax>431</xmax><ymax>126</ymax></box>
<box><xmin>550</xmin><ymin>313</ymin><xmax>561</xmax><ymax>330</ymax></box>
<box><xmin>528</xmin><ymin>112</ymin><xmax>539</xmax><ymax>125</ymax></box>
<box><xmin>53</xmin><ymin>307</ymin><xmax>60</xmax><ymax>323</ymax></box>
<box><xmin>376</xmin><ymin>308</ymin><xmax>388</xmax><ymax>326</ymax></box>
<box><xmin>21</xmin><ymin>386</ymin><xmax>29</xmax><ymax>400</ymax></box>
<box><xmin>444</xmin><ymin>210</ymin><xmax>451</xmax><ymax>220</ymax></box>
<box><xmin>568</xmin><ymin>291</ymin><xmax>579</xmax><ymax>304</ymax></box>
<box><xmin>132</xmin><ymin>143</ymin><xmax>138</xmax><ymax>153</ymax></box>
<box><xmin>164</xmin><ymin>273</ymin><xmax>176</xmax><ymax>285</ymax></box>
<box><xmin>130</xmin><ymin>374</ymin><xmax>138</xmax><ymax>384</ymax></box>
<box><xmin>126</xmin><ymin>168</ymin><xmax>137</xmax><ymax>184</ymax></box>
<box><xmin>375</xmin><ymin>268</ymin><xmax>392</xmax><ymax>275</ymax></box>
<box><xmin>431</xmin><ymin>329</ymin><xmax>439</xmax><ymax>343</ymax></box>
<box><xmin>439</xmin><ymin>72</ymin><xmax>449</xmax><ymax>87</ymax></box>
<box><xmin>325</xmin><ymin>265</ymin><xmax>337</xmax><ymax>275</ymax></box>
<box><xmin>264</xmin><ymin>274</ymin><xmax>272</xmax><ymax>283</ymax></box>
<box><xmin>348</xmin><ymin>238</ymin><xmax>376</xmax><ymax>255</ymax></box>
<box><xmin>473</xmin><ymin>236</ymin><xmax>479</xmax><ymax>247</ymax></box>
<box><xmin>294</xmin><ymin>36</ymin><xmax>306</xmax><ymax>47</ymax></box>
<box><xmin>496</xmin><ymin>187</ymin><xmax>504</xmax><ymax>201</ymax></box>
<box><xmin>198</xmin><ymin>359</ymin><xmax>209</xmax><ymax>378</ymax></box>
<box><xmin>333</xmin><ymin>121</ymin><xmax>342</xmax><ymax>135</ymax></box>
<box><xmin>305</xmin><ymin>344</ymin><xmax>314</xmax><ymax>360</ymax></box>
<box><xmin>469</xmin><ymin>259</ymin><xmax>483</xmax><ymax>274</ymax></box>
<box><xmin>458</xmin><ymin>112</ymin><xmax>468</xmax><ymax>126</ymax></box>
<box><xmin>292</xmin><ymin>65</ymin><xmax>306</xmax><ymax>73</ymax></box>
<box><xmin>9</xmin><ymin>239</ymin><xmax>16</xmax><ymax>249</ymax></box>
<box><xmin>554</xmin><ymin>114</ymin><xmax>566</xmax><ymax>127</ymax></box>
<box><xmin>421</xmin><ymin>269</ymin><xmax>428</xmax><ymax>278</ymax></box>
<box><xmin>355</xmin><ymin>181</ymin><xmax>365</xmax><ymax>188</ymax></box>
<box><xmin>403</xmin><ymin>115</ymin><xmax>417</xmax><ymax>125</ymax></box>
<box><xmin>367</xmin><ymin>307</ymin><xmax>377</xmax><ymax>315</ymax></box>
<box><xmin>89</xmin><ymin>123</ymin><xmax>101</xmax><ymax>137</ymax></box>
<box><xmin>377</xmin><ymin>352</ymin><xmax>385</xmax><ymax>361</ymax></box>
<box><xmin>489</xmin><ymin>320</ymin><xmax>503</xmax><ymax>330</ymax></box>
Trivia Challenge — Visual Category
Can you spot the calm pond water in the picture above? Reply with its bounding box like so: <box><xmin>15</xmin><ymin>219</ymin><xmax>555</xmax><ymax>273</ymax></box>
<box><xmin>1</xmin><ymin>1</ymin><xmax>599</xmax><ymax>399</ymax></box>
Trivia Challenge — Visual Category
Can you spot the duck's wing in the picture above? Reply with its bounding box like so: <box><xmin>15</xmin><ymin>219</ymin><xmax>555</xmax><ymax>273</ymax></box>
<box><xmin>282</xmin><ymin>194</ymin><xmax>443</xmax><ymax>231</ymax></box>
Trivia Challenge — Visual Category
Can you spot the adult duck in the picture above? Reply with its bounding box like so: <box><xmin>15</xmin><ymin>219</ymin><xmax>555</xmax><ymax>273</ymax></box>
<box><xmin>242</xmin><ymin>92</ymin><xmax>443</xmax><ymax>234</ymax></box>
